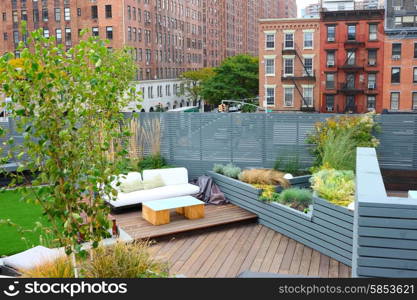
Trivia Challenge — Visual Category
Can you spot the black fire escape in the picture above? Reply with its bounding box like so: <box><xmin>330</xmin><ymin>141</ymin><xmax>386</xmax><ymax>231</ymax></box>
<box><xmin>281</xmin><ymin>43</ymin><xmax>316</xmax><ymax>111</ymax></box>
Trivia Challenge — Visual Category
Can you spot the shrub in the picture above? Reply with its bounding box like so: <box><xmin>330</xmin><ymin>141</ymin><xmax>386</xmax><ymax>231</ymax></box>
<box><xmin>278</xmin><ymin>188</ymin><xmax>312</xmax><ymax>211</ymax></box>
<box><xmin>83</xmin><ymin>242</ymin><xmax>169</xmax><ymax>278</ymax></box>
<box><xmin>254</xmin><ymin>184</ymin><xmax>278</xmax><ymax>202</ymax></box>
<box><xmin>319</xmin><ymin>129</ymin><xmax>356</xmax><ymax>172</ymax></box>
<box><xmin>137</xmin><ymin>154</ymin><xmax>169</xmax><ymax>172</ymax></box>
<box><xmin>274</xmin><ymin>155</ymin><xmax>304</xmax><ymax>176</ymax></box>
<box><xmin>239</xmin><ymin>169</ymin><xmax>290</xmax><ymax>188</ymax></box>
<box><xmin>307</xmin><ymin>113</ymin><xmax>380</xmax><ymax>169</ymax></box>
<box><xmin>213</xmin><ymin>164</ymin><xmax>225</xmax><ymax>175</ymax></box>
<box><xmin>23</xmin><ymin>242</ymin><xmax>169</xmax><ymax>278</ymax></box>
<box><xmin>22</xmin><ymin>256</ymin><xmax>74</xmax><ymax>278</ymax></box>
<box><xmin>310</xmin><ymin>169</ymin><xmax>355</xmax><ymax>207</ymax></box>
<box><xmin>222</xmin><ymin>163</ymin><xmax>241</xmax><ymax>179</ymax></box>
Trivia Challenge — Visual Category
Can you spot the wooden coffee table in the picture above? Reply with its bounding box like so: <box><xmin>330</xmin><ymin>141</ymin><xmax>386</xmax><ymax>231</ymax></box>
<box><xmin>142</xmin><ymin>196</ymin><xmax>205</xmax><ymax>226</ymax></box>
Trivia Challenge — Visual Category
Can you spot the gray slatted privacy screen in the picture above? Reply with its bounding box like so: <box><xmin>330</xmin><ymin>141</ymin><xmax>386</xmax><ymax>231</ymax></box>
<box><xmin>2</xmin><ymin>113</ymin><xmax>417</xmax><ymax>177</ymax></box>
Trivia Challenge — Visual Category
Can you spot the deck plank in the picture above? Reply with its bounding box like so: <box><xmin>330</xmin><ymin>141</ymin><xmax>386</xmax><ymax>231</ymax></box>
<box><xmin>318</xmin><ymin>254</ymin><xmax>330</xmax><ymax>278</ymax></box>
<box><xmin>115</xmin><ymin>204</ymin><xmax>257</xmax><ymax>240</ymax></box>
<box><xmin>308</xmin><ymin>250</ymin><xmax>321</xmax><ymax>277</ymax></box>
<box><xmin>269</xmin><ymin>235</ymin><xmax>289</xmax><ymax>273</ymax></box>
<box><xmin>249</xmin><ymin>229</ymin><xmax>275</xmax><ymax>272</ymax></box>
<box><xmin>298</xmin><ymin>247</ymin><xmax>313</xmax><ymax>276</ymax></box>
<box><xmin>259</xmin><ymin>232</ymin><xmax>282</xmax><ymax>273</ymax></box>
<box><xmin>289</xmin><ymin>243</ymin><xmax>305</xmax><ymax>275</ymax></box>
<box><xmin>278</xmin><ymin>239</ymin><xmax>297</xmax><ymax>274</ymax></box>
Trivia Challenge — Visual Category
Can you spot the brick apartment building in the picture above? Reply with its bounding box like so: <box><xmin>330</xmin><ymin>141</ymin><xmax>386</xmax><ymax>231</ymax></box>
<box><xmin>259</xmin><ymin>18</ymin><xmax>320</xmax><ymax>111</ymax></box>
<box><xmin>383</xmin><ymin>0</ymin><xmax>417</xmax><ymax>111</ymax></box>
<box><xmin>319</xmin><ymin>8</ymin><xmax>385</xmax><ymax>113</ymax></box>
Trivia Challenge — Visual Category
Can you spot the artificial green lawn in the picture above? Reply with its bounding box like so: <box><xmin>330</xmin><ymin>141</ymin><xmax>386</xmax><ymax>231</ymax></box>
<box><xmin>0</xmin><ymin>190</ymin><xmax>53</xmax><ymax>256</ymax></box>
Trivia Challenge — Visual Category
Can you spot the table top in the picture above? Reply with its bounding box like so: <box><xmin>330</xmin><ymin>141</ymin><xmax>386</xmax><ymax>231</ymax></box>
<box><xmin>143</xmin><ymin>196</ymin><xmax>204</xmax><ymax>211</ymax></box>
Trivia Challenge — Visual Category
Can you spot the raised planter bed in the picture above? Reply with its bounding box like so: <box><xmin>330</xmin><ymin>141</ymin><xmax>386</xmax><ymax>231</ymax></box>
<box><xmin>208</xmin><ymin>171</ymin><xmax>354</xmax><ymax>266</ymax></box>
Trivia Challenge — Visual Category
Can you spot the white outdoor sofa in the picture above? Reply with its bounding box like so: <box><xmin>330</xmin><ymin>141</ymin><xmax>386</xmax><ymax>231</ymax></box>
<box><xmin>105</xmin><ymin>167</ymin><xmax>200</xmax><ymax>210</ymax></box>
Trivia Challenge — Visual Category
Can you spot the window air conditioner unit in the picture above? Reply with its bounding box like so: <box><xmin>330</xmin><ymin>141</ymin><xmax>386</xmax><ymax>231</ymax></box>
<box><xmin>392</xmin><ymin>55</ymin><xmax>401</xmax><ymax>60</ymax></box>
<box><xmin>327</xmin><ymin>62</ymin><xmax>335</xmax><ymax>67</ymax></box>
<box><xmin>368</xmin><ymin>83</ymin><xmax>376</xmax><ymax>89</ymax></box>
<box><xmin>327</xmin><ymin>106</ymin><xmax>334</xmax><ymax>112</ymax></box>
<box><xmin>369</xmin><ymin>60</ymin><xmax>376</xmax><ymax>66</ymax></box>
<box><xmin>328</xmin><ymin>37</ymin><xmax>335</xmax><ymax>42</ymax></box>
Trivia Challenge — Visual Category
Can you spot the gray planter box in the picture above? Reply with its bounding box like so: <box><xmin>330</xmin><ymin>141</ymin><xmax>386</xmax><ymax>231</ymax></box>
<box><xmin>209</xmin><ymin>171</ymin><xmax>353</xmax><ymax>266</ymax></box>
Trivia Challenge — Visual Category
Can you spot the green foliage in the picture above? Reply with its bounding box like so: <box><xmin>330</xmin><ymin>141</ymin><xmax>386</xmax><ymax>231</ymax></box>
<box><xmin>180</xmin><ymin>68</ymin><xmax>215</xmax><ymax>104</ymax></box>
<box><xmin>137</xmin><ymin>154</ymin><xmax>169</xmax><ymax>172</ymax></box>
<box><xmin>241</xmin><ymin>102</ymin><xmax>258</xmax><ymax>113</ymax></box>
<box><xmin>274</xmin><ymin>154</ymin><xmax>304</xmax><ymax>176</ymax></box>
<box><xmin>319</xmin><ymin>129</ymin><xmax>356</xmax><ymax>172</ymax></box>
<box><xmin>213</xmin><ymin>164</ymin><xmax>225</xmax><ymax>175</ymax></box>
<box><xmin>200</xmin><ymin>55</ymin><xmax>259</xmax><ymax>105</ymax></box>
<box><xmin>0</xmin><ymin>28</ymin><xmax>140</xmax><ymax>257</ymax></box>
<box><xmin>254</xmin><ymin>184</ymin><xmax>279</xmax><ymax>202</ymax></box>
<box><xmin>310</xmin><ymin>169</ymin><xmax>355</xmax><ymax>207</ymax></box>
<box><xmin>212</xmin><ymin>163</ymin><xmax>241</xmax><ymax>179</ymax></box>
<box><xmin>278</xmin><ymin>188</ymin><xmax>312</xmax><ymax>211</ymax></box>
<box><xmin>307</xmin><ymin>113</ymin><xmax>380</xmax><ymax>170</ymax></box>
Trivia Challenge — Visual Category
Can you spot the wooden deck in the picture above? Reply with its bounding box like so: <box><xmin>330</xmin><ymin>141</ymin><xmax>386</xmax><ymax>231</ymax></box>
<box><xmin>150</xmin><ymin>222</ymin><xmax>351</xmax><ymax>278</ymax></box>
<box><xmin>113</xmin><ymin>204</ymin><xmax>257</xmax><ymax>240</ymax></box>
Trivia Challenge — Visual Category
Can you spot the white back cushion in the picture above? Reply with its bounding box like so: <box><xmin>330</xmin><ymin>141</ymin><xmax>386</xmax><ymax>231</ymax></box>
<box><xmin>143</xmin><ymin>168</ymin><xmax>188</xmax><ymax>186</ymax></box>
<box><xmin>3</xmin><ymin>246</ymin><xmax>65</xmax><ymax>271</ymax></box>
<box><xmin>111</xmin><ymin>172</ymin><xmax>142</xmax><ymax>192</ymax></box>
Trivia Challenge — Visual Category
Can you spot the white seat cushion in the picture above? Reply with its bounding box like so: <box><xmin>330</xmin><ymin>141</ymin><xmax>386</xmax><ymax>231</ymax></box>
<box><xmin>107</xmin><ymin>183</ymin><xmax>200</xmax><ymax>208</ymax></box>
<box><xmin>3</xmin><ymin>246</ymin><xmax>65</xmax><ymax>271</ymax></box>
<box><xmin>409</xmin><ymin>191</ymin><xmax>417</xmax><ymax>199</ymax></box>
<box><xmin>143</xmin><ymin>168</ymin><xmax>188</xmax><ymax>186</ymax></box>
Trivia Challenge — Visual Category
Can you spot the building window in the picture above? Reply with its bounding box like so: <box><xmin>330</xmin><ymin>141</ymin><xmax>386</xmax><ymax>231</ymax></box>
<box><xmin>266</xmin><ymin>87</ymin><xmax>275</xmax><ymax>105</ymax></box>
<box><xmin>43</xmin><ymin>28</ymin><xmax>49</xmax><ymax>38</ymax></box>
<box><xmin>304</xmin><ymin>32</ymin><xmax>313</xmax><ymax>49</ymax></box>
<box><xmin>13</xmin><ymin>31</ymin><xmax>19</xmax><ymax>44</ymax></box>
<box><xmin>326</xmin><ymin>73</ymin><xmax>335</xmax><ymax>89</ymax></box>
<box><xmin>368</xmin><ymin>49</ymin><xmax>377</xmax><ymax>66</ymax></box>
<box><xmin>91</xmin><ymin>6</ymin><xmax>98</xmax><ymax>19</ymax></box>
<box><xmin>346</xmin><ymin>73</ymin><xmax>355</xmax><ymax>89</ymax></box>
<box><xmin>327</xmin><ymin>51</ymin><xmax>335</xmax><ymax>67</ymax></box>
<box><xmin>265</xmin><ymin>58</ymin><xmax>275</xmax><ymax>76</ymax></box>
<box><xmin>369</xmin><ymin>24</ymin><xmax>377</xmax><ymax>41</ymax></box>
<box><xmin>92</xmin><ymin>27</ymin><xmax>99</xmax><ymax>37</ymax></box>
<box><xmin>327</xmin><ymin>25</ymin><xmax>335</xmax><ymax>42</ymax></box>
<box><xmin>55</xmin><ymin>8</ymin><xmax>61</xmax><ymax>22</ymax></box>
<box><xmin>21</xmin><ymin>10</ymin><xmax>27</xmax><ymax>21</ymax></box>
<box><xmin>414</xmin><ymin>43</ymin><xmax>417</xmax><ymax>59</ymax></box>
<box><xmin>304</xmin><ymin>57</ymin><xmax>313</xmax><ymax>76</ymax></box>
<box><xmin>64</xmin><ymin>7</ymin><xmax>70</xmax><ymax>21</ymax></box>
<box><xmin>302</xmin><ymin>86</ymin><xmax>313</xmax><ymax>107</ymax></box>
<box><xmin>77</xmin><ymin>8</ymin><xmax>81</xmax><ymax>17</ymax></box>
<box><xmin>106</xmin><ymin>26</ymin><xmax>113</xmax><ymax>39</ymax></box>
<box><xmin>65</xmin><ymin>28</ymin><xmax>71</xmax><ymax>46</ymax></box>
<box><xmin>128</xmin><ymin>26</ymin><xmax>131</xmax><ymax>40</ymax></box>
<box><xmin>326</xmin><ymin>95</ymin><xmax>335</xmax><ymax>111</ymax></box>
<box><xmin>413</xmin><ymin>92</ymin><xmax>417</xmax><ymax>110</ymax></box>
<box><xmin>56</xmin><ymin>28</ymin><xmax>62</xmax><ymax>43</ymax></box>
<box><xmin>265</xmin><ymin>33</ymin><xmax>275</xmax><ymax>49</ymax></box>
<box><xmin>367</xmin><ymin>96</ymin><xmax>376</xmax><ymax>110</ymax></box>
<box><xmin>392</xmin><ymin>43</ymin><xmax>401</xmax><ymax>59</ymax></box>
<box><xmin>390</xmin><ymin>92</ymin><xmax>400</xmax><ymax>110</ymax></box>
<box><xmin>368</xmin><ymin>73</ymin><xmax>376</xmax><ymax>89</ymax></box>
<box><xmin>127</xmin><ymin>6</ymin><xmax>131</xmax><ymax>20</ymax></box>
<box><xmin>105</xmin><ymin>5</ymin><xmax>112</xmax><ymax>18</ymax></box>
<box><xmin>284</xmin><ymin>32</ymin><xmax>294</xmax><ymax>49</ymax></box>
<box><xmin>347</xmin><ymin>50</ymin><xmax>355</xmax><ymax>65</ymax></box>
<box><xmin>414</xmin><ymin>67</ymin><xmax>417</xmax><ymax>83</ymax></box>
<box><xmin>391</xmin><ymin>67</ymin><xmax>401</xmax><ymax>83</ymax></box>
<box><xmin>283</xmin><ymin>58</ymin><xmax>294</xmax><ymax>76</ymax></box>
<box><xmin>284</xmin><ymin>87</ymin><xmax>294</xmax><ymax>107</ymax></box>
<box><xmin>12</xmin><ymin>11</ymin><xmax>18</xmax><ymax>24</ymax></box>
<box><xmin>347</xmin><ymin>24</ymin><xmax>356</xmax><ymax>41</ymax></box>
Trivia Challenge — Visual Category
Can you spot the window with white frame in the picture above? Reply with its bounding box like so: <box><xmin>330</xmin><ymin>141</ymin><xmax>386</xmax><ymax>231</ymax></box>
<box><xmin>283</xmin><ymin>87</ymin><xmax>294</xmax><ymax>107</ymax></box>
<box><xmin>390</xmin><ymin>92</ymin><xmax>400</xmax><ymax>110</ymax></box>
<box><xmin>304</xmin><ymin>57</ymin><xmax>313</xmax><ymax>76</ymax></box>
<box><xmin>302</xmin><ymin>86</ymin><xmax>314</xmax><ymax>107</ymax></box>
<box><xmin>367</xmin><ymin>95</ymin><xmax>376</xmax><ymax>110</ymax></box>
<box><xmin>284</xmin><ymin>32</ymin><xmax>294</xmax><ymax>49</ymax></box>
<box><xmin>304</xmin><ymin>32</ymin><xmax>313</xmax><ymax>49</ymax></box>
<box><xmin>368</xmin><ymin>73</ymin><xmax>376</xmax><ymax>89</ymax></box>
<box><xmin>265</xmin><ymin>58</ymin><xmax>275</xmax><ymax>76</ymax></box>
<box><xmin>265</xmin><ymin>33</ymin><xmax>275</xmax><ymax>49</ymax></box>
<box><xmin>64</xmin><ymin>7</ymin><xmax>70</xmax><ymax>21</ymax></box>
<box><xmin>369</xmin><ymin>24</ymin><xmax>378</xmax><ymax>41</ymax></box>
<box><xmin>284</xmin><ymin>57</ymin><xmax>294</xmax><ymax>76</ymax></box>
<box><xmin>327</xmin><ymin>51</ymin><xmax>335</xmax><ymax>67</ymax></box>
<box><xmin>266</xmin><ymin>87</ymin><xmax>275</xmax><ymax>105</ymax></box>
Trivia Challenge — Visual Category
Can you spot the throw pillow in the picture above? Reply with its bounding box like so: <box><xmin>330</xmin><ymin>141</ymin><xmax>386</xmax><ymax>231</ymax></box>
<box><xmin>142</xmin><ymin>175</ymin><xmax>165</xmax><ymax>190</ymax></box>
<box><xmin>120</xmin><ymin>178</ymin><xmax>144</xmax><ymax>193</ymax></box>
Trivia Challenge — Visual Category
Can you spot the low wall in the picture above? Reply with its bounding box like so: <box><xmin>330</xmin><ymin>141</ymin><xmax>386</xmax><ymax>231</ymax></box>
<box><xmin>208</xmin><ymin>171</ymin><xmax>353</xmax><ymax>266</ymax></box>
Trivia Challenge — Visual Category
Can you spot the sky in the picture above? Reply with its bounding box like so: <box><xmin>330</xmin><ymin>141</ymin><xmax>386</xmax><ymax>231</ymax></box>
<box><xmin>296</xmin><ymin>0</ymin><xmax>320</xmax><ymax>16</ymax></box>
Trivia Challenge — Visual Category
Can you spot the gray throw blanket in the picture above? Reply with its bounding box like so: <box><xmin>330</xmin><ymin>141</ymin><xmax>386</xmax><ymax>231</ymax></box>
<box><xmin>192</xmin><ymin>176</ymin><xmax>228</xmax><ymax>205</ymax></box>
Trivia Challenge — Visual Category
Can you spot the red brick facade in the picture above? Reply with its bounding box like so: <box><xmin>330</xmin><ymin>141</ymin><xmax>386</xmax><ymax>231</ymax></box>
<box><xmin>319</xmin><ymin>9</ymin><xmax>385</xmax><ymax>113</ymax></box>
